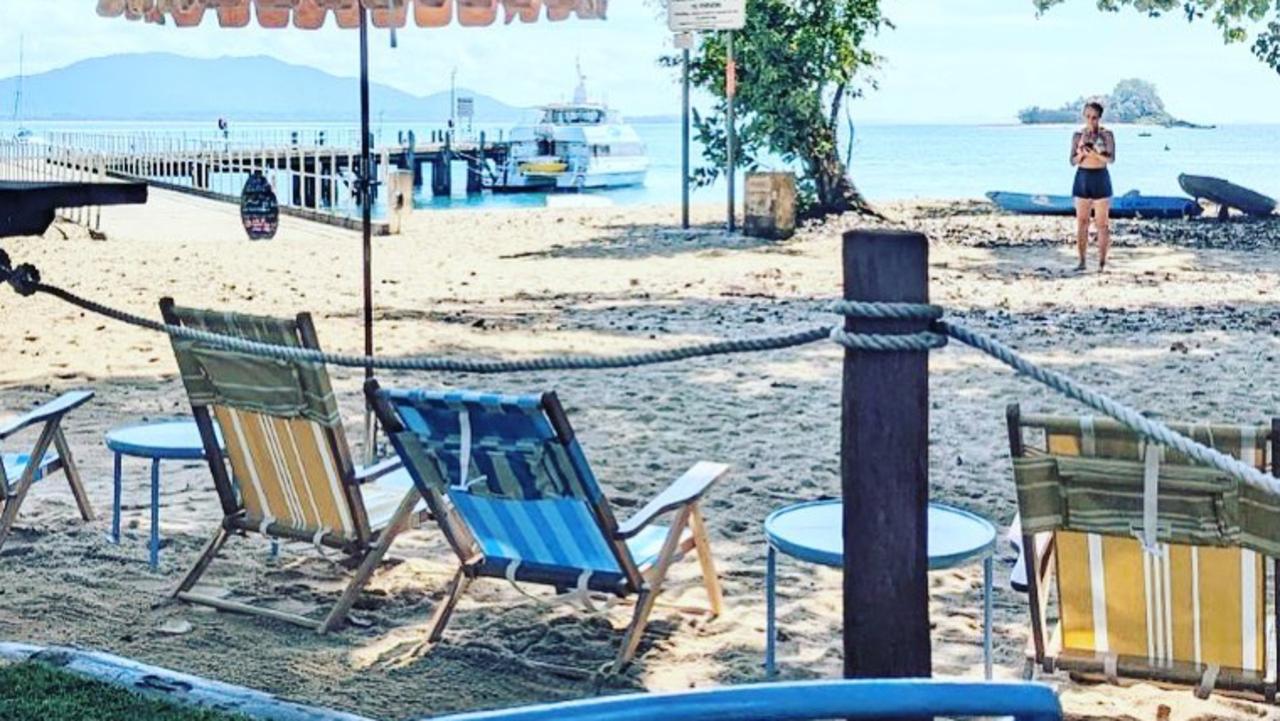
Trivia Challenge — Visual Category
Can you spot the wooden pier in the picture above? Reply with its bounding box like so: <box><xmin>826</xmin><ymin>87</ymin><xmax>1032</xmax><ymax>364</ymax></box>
<box><xmin>3</xmin><ymin>129</ymin><xmax>510</xmax><ymax>235</ymax></box>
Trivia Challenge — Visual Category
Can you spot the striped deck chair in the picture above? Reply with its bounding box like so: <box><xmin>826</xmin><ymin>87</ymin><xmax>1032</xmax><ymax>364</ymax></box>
<box><xmin>367</xmin><ymin>381</ymin><xmax>728</xmax><ymax>672</ymax></box>
<box><xmin>1007</xmin><ymin>404</ymin><xmax>1280</xmax><ymax>701</ymax></box>
<box><xmin>0</xmin><ymin>391</ymin><xmax>95</xmax><ymax>552</ymax></box>
<box><xmin>160</xmin><ymin>298</ymin><xmax>427</xmax><ymax>633</ymax></box>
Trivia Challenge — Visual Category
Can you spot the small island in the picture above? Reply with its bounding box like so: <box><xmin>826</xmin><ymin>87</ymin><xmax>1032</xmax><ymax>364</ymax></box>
<box><xmin>1018</xmin><ymin>78</ymin><xmax>1212</xmax><ymax>128</ymax></box>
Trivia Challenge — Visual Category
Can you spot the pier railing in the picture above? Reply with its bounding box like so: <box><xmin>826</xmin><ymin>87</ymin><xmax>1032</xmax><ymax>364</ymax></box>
<box><xmin>4</xmin><ymin>129</ymin><xmax>507</xmax><ymax>235</ymax></box>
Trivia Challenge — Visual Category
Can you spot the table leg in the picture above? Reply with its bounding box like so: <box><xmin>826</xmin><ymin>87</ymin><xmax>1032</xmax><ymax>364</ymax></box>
<box><xmin>149</xmin><ymin>458</ymin><xmax>160</xmax><ymax>571</ymax></box>
<box><xmin>111</xmin><ymin>452</ymin><xmax>122</xmax><ymax>545</ymax></box>
<box><xmin>983</xmin><ymin>554</ymin><xmax>993</xmax><ymax>680</ymax></box>
<box><xmin>765</xmin><ymin>544</ymin><xmax>777</xmax><ymax>677</ymax></box>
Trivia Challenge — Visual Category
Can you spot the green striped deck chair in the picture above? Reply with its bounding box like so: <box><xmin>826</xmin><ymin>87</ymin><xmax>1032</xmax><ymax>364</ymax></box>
<box><xmin>0</xmin><ymin>391</ymin><xmax>95</xmax><ymax>552</ymax></box>
<box><xmin>367</xmin><ymin>380</ymin><xmax>728</xmax><ymax>672</ymax></box>
<box><xmin>160</xmin><ymin>298</ymin><xmax>428</xmax><ymax>633</ymax></box>
<box><xmin>1007</xmin><ymin>403</ymin><xmax>1280</xmax><ymax>702</ymax></box>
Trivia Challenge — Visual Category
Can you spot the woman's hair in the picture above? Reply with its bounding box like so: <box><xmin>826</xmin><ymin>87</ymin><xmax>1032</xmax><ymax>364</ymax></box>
<box><xmin>1084</xmin><ymin>101</ymin><xmax>1104</xmax><ymax>117</ymax></box>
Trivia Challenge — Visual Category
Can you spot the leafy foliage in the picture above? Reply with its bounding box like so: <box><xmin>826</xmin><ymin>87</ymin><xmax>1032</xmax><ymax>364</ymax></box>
<box><xmin>661</xmin><ymin>0</ymin><xmax>888</xmax><ymax>216</ymax></box>
<box><xmin>0</xmin><ymin>663</ymin><xmax>248</xmax><ymax>721</ymax></box>
<box><xmin>1033</xmin><ymin>0</ymin><xmax>1280</xmax><ymax>72</ymax></box>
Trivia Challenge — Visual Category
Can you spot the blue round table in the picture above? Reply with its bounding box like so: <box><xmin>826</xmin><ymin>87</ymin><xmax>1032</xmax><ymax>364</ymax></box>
<box><xmin>764</xmin><ymin>500</ymin><xmax>997</xmax><ymax>679</ymax></box>
<box><xmin>105</xmin><ymin>420</ymin><xmax>223</xmax><ymax>570</ymax></box>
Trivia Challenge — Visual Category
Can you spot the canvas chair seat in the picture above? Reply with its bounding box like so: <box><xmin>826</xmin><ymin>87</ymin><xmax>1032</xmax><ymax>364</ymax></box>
<box><xmin>2</xmin><ymin>451</ymin><xmax>58</xmax><ymax>485</ymax></box>
<box><xmin>362</xmin><ymin>467</ymin><xmax>427</xmax><ymax>532</ymax></box>
<box><xmin>162</xmin><ymin>298</ymin><xmax>427</xmax><ymax>634</ymax></box>
<box><xmin>1007</xmin><ymin>405</ymin><xmax>1280</xmax><ymax>703</ymax></box>
<box><xmin>369</xmin><ymin>382</ymin><xmax>727</xmax><ymax>671</ymax></box>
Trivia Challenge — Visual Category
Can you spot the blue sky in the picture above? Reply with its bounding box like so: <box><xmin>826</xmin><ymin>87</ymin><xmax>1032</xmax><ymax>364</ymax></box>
<box><xmin>1</xmin><ymin>0</ymin><xmax>1278</xmax><ymax>123</ymax></box>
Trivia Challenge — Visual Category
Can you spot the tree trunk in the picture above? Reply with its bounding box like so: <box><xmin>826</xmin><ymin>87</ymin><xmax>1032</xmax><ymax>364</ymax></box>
<box><xmin>806</xmin><ymin>145</ymin><xmax>876</xmax><ymax>219</ymax></box>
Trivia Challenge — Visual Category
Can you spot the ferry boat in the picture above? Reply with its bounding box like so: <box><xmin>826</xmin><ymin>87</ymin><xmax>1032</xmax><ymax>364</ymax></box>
<box><xmin>494</xmin><ymin>66</ymin><xmax>648</xmax><ymax>191</ymax></box>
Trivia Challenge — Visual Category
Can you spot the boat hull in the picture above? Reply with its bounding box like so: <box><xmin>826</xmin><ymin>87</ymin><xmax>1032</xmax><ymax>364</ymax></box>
<box><xmin>987</xmin><ymin>191</ymin><xmax>1202</xmax><ymax>219</ymax></box>
<box><xmin>1178</xmin><ymin>174</ymin><xmax>1275</xmax><ymax>217</ymax></box>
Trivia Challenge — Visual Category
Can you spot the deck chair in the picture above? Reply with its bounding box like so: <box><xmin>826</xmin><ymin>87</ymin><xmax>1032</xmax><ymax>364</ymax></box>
<box><xmin>0</xmin><ymin>391</ymin><xmax>95</xmax><ymax>552</ymax></box>
<box><xmin>160</xmin><ymin>298</ymin><xmax>427</xmax><ymax>633</ymax></box>
<box><xmin>1007</xmin><ymin>404</ymin><xmax>1280</xmax><ymax>701</ymax></box>
<box><xmin>367</xmin><ymin>381</ymin><xmax>728</xmax><ymax>672</ymax></box>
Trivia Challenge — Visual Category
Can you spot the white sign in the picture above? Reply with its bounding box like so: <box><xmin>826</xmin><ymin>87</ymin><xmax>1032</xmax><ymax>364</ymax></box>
<box><xmin>668</xmin><ymin>0</ymin><xmax>745</xmax><ymax>32</ymax></box>
<box><xmin>456</xmin><ymin>96</ymin><xmax>475</xmax><ymax>120</ymax></box>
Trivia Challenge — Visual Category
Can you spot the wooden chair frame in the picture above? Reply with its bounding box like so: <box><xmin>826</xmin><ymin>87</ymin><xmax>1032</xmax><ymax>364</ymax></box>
<box><xmin>0</xmin><ymin>391</ymin><xmax>96</xmax><ymax>552</ymax></box>
<box><xmin>369</xmin><ymin>380</ymin><xmax>727</xmax><ymax>672</ymax></box>
<box><xmin>1007</xmin><ymin>403</ymin><xmax>1280</xmax><ymax>702</ymax></box>
<box><xmin>161</xmin><ymin>298</ymin><xmax>426</xmax><ymax>633</ymax></box>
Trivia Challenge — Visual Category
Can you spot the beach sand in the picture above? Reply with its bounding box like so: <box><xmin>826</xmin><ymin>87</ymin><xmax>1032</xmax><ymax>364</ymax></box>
<box><xmin>2</xmin><ymin>188</ymin><xmax>1279</xmax><ymax>720</ymax></box>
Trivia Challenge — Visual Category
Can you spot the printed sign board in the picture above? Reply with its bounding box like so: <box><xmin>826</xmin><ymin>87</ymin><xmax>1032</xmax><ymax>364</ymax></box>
<box><xmin>456</xmin><ymin>96</ymin><xmax>475</xmax><ymax>120</ymax></box>
<box><xmin>240</xmin><ymin>170</ymin><xmax>279</xmax><ymax>240</ymax></box>
<box><xmin>668</xmin><ymin>0</ymin><xmax>746</xmax><ymax>32</ymax></box>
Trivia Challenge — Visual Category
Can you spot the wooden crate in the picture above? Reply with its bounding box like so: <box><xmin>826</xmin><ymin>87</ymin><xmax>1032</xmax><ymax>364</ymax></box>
<box><xmin>744</xmin><ymin>172</ymin><xmax>796</xmax><ymax>240</ymax></box>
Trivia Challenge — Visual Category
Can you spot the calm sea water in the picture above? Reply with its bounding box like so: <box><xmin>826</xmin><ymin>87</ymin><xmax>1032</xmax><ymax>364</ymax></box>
<box><xmin>5</xmin><ymin>119</ymin><xmax>1278</xmax><ymax>210</ymax></box>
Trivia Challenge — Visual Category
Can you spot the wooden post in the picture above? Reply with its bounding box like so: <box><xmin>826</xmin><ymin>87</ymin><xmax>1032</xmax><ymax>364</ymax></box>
<box><xmin>841</xmin><ymin>229</ymin><xmax>932</xmax><ymax>681</ymax></box>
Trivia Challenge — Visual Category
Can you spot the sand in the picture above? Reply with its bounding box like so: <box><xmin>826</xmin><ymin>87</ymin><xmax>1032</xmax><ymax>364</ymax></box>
<box><xmin>2</xmin><ymin>187</ymin><xmax>1279</xmax><ymax>721</ymax></box>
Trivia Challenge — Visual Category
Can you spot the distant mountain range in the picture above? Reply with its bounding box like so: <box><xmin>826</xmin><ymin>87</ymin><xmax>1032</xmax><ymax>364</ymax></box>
<box><xmin>1</xmin><ymin>53</ymin><xmax>527</xmax><ymax>122</ymax></box>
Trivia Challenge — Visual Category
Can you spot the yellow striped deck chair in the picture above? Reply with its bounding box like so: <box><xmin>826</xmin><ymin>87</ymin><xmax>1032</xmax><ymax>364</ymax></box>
<box><xmin>160</xmin><ymin>298</ymin><xmax>427</xmax><ymax>633</ymax></box>
<box><xmin>1007</xmin><ymin>404</ymin><xmax>1279</xmax><ymax>702</ymax></box>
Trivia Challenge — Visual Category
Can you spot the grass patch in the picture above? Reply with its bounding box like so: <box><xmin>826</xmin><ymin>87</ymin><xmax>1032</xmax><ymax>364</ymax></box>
<box><xmin>0</xmin><ymin>662</ymin><xmax>248</xmax><ymax>721</ymax></box>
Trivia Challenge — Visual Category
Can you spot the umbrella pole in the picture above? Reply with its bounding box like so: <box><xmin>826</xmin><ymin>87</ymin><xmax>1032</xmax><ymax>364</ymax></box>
<box><xmin>359</xmin><ymin>6</ymin><xmax>376</xmax><ymax>462</ymax></box>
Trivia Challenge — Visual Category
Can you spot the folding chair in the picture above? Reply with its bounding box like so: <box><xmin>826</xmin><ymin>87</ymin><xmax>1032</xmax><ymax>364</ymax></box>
<box><xmin>160</xmin><ymin>298</ymin><xmax>426</xmax><ymax>633</ymax></box>
<box><xmin>0</xmin><ymin>390</ymin><xmax>95</xmax><ymax>552</ymax></box>
<box><xmin>368</xmin><ymin>381</ymin><xmax>728</xmax><ymax>671</ymax></box>
<box><xmin>1008</xmin><ymin>404</ymin><xmax>1279</xmax><ymax>701</ymax></box>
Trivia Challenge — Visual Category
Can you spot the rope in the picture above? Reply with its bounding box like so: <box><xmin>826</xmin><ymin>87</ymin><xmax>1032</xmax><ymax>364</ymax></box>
<box><xmin>5</xmin><ymin>253</ymin><xmax>1279</xmax><ymax>497</ymax></box>
<box><xmin>28</xmin><ymin>279</ymin><xmax>835</xmax><ymax>374</ymax></box>
<box><xmin>938</xmin><ymin>320</ymin><xmax>1280</xmax><ymax>498</ymax></box>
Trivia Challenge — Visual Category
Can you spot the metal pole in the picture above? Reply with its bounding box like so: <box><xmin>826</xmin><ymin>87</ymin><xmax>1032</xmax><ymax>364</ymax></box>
<box><xmin>359</xmin><ymin>6</ymin><xmax>376</xmax><ymax>460</ymax></box>
<box><xmin>682</xmin><ymin>44</ymin><xmax>691</xmax><ymax>230</ymax></box>
<box><xmin>726</xmin><ymin>31</ymin><xmax>736</xmax><ymax>233</ymax></box>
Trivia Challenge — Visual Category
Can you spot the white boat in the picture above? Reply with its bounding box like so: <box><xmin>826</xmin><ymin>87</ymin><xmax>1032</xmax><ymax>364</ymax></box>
<box><xmin>495</xmin><ymin>65</ymin><xmax>648</xmax><ymax>191</ymax></box>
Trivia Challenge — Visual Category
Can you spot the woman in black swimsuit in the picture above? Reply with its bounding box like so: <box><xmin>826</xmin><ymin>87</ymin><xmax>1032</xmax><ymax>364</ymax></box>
<box><xmin>1071</xmin><ymin>101</ymin><xmax>1115</xmax><ymax>271</ymax></box>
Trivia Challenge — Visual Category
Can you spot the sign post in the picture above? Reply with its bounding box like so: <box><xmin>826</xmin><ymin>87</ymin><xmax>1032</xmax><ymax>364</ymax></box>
<box><xmin>675</xmin><ymin>32</ymin><xmax>694</xmax><ymax>230</ymax></box>
<box><xmin>726</xmin><ymin>31</ymin><xmax>736</xmax><ymax>232</ymax></box>
<box><xmin>668</xmin><ymin>0</ymin><xmax>746</xmax><ymax>233</ymax></box>
<box><xmin>457</xmin><ymin>96</ymin><xmax>475</xmax><ymax>136</ymax></box>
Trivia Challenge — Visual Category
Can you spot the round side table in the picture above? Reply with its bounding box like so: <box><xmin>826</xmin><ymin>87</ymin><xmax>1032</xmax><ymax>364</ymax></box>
<box><xmin>105</xmin><ymin>420</ymin><xmax>223</xmax><ymax>570</ymax></box>
<box><xmin>764</xmin><ymin>500</ymin><xmax>997</xmax><ymax>679</ymax></box>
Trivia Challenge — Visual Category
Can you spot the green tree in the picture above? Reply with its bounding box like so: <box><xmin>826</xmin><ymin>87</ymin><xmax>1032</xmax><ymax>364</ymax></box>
<box><xmin>1033</xmin><ymin>1</ymin><xmax>1280</xmax><ymax>71</ymax></box>
<box><xmin>664</xmin><ymin>0</ymin><xmax>888</xmax><ymax>217</ymax></box>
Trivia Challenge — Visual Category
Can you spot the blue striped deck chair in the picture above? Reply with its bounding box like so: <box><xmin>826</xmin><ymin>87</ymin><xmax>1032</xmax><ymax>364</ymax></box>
<box><xmin>367</xmin><ymin>380</ymin><xmax>729</xmax><ymax>672</ymax></box>
<box><xmin>0</xmin><ymin>391</ymin><xmax>95</xmax><ymax>552</ymax></box>
<box><xmin>422</xmin><ymin>680</ymin><xmax>1062</xmax><ymax>721</ymax></box>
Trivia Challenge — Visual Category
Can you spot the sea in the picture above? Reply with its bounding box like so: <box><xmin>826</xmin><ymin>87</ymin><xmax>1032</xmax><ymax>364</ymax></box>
<box><xmin>4</xmin><ymin>119</ymin><xmax>1279</xmax><ymax>212</ymax></box>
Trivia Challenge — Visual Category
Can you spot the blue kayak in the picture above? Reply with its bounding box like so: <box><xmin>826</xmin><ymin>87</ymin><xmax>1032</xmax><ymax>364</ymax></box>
<box><xmin>987</xmin><ymin>190</ymin><xmax>1203</xmax><ymax>219</ymax></box>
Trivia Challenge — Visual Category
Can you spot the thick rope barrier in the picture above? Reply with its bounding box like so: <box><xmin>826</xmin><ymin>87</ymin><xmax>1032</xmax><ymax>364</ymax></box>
<box><xmin>4</xmin><ymin>252</ymin><xmax>1278</xmax><ymax>497</ymax></box>
<box><xmin>934</xmin><ymin>321</ymin><xmax>1280</xmax><ymax>498</ymax></box>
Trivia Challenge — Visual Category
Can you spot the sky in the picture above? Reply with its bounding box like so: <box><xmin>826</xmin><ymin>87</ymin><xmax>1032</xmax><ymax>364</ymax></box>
<box><xmin>1</xmin><ymin>0</ymin><xmax>1278</xmax><ymax>124</ymax></box>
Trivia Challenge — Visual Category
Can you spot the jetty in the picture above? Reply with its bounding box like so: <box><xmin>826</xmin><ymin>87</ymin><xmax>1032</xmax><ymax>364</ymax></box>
<box><xmin>0</xmin><ymin>128</ymin><xmax>510</xmax><ymax>234</ymax></box>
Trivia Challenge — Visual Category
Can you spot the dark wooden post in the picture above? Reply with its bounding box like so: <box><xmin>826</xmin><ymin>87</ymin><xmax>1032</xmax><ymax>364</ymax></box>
<box><xmin>841</xmin><ymin>229</ymin><xmax>932</xmax><ymax>680</ymax></box>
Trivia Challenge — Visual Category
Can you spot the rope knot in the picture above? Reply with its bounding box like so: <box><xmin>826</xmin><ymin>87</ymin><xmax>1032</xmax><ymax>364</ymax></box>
<box><xmin>7</xmin><ymin>263</ymin><xmax>40</xmax><ymax>297</ymax></box>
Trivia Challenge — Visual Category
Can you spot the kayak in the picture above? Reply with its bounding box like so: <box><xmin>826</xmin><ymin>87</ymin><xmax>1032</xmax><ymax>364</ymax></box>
<box><xmin>1177</xmin><ymin>174</ymin><xmax>1275</xmax><ymax>217</ymax></box>
<box><xmin>987</xmin><ymin>190</ymin><xmax>1202</xmax><ymax>219</ymax></box>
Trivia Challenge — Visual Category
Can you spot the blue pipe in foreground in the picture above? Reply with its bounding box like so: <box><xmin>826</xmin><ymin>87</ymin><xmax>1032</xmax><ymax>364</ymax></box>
<box><xmin>423</xmin><ymin>680</ymin><xmax>1062</xmax><ymax>721</ymax></box>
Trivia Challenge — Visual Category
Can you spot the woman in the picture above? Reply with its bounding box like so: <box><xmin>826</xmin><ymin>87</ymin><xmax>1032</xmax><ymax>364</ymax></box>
<box><xmin>1070</xmin><ymin>101</ymin><xmax>1115</xmax><ymax>271</ymax></box>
